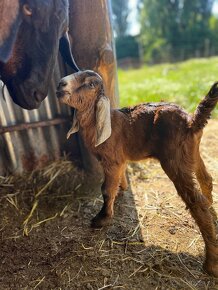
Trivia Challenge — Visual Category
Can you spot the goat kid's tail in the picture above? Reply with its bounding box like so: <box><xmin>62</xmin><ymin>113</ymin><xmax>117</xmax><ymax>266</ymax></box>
<box><xmin>191</xmin><ymin>82</ymin><xmax>218</xmax><ymax>132</ymax></box>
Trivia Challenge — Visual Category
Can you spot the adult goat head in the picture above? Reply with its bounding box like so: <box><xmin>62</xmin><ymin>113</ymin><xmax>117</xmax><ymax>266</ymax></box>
<box><xmin>0</xmin><ymin>0</ymin><xmax>79</xmax><ymax>110</ymax></box>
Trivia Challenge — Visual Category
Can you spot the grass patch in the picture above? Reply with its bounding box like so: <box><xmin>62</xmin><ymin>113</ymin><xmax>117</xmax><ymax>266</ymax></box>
<box><xmin>118</xmin><ymin>57</ymin><xmax>218</xmax><ymax>116</ymax></box>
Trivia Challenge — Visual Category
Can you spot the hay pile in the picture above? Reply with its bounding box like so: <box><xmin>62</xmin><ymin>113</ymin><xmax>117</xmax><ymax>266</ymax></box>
<box><xmin>0</xmin><ymin>160</ymin><xmax>86</xmax><ymax>236</ymax></box>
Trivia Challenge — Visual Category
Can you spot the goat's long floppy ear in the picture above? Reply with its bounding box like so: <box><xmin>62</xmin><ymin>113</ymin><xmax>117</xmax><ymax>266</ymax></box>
<box><xmin>95</xmin><ymin>96</ymin><xmax>111</xmax><ymax>147</ymax></box>
<box><xmin>59</xmin><ymin>32</ymin><xmax>80</xmax><ymax>72</ymax></box>
<box><xmin>0</xmin><ymin>1</ymin><xmax>21</xmax><ymax>63</ymax></box>
<box><xmin>67</xmin><ymin>110</ymin><xmax>79</xmax><ymax>139</ymax></box>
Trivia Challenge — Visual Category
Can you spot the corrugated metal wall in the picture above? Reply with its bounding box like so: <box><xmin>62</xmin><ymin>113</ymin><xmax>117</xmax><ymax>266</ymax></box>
<box><xmin>0</xmin><ymin>60</ymin><xmax>76</xmax><ymax>175</ymax></box>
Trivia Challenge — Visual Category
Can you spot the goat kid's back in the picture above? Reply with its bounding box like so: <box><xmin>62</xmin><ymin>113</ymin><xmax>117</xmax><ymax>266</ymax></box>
<box><xmin>107</xmin><ymin>82</ymin><xmax>218</xmax><ymax>162</ymax></box>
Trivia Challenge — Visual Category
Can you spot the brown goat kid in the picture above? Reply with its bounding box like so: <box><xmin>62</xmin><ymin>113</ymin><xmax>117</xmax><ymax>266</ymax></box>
<box><xmin>57</xmin><ymin>70</ymin><xmax>218</xmax><ymax>277</ymax></box>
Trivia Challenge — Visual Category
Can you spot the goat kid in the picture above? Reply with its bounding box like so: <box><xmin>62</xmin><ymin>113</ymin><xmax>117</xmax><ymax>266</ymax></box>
<box><xmin>57</xmin><ymin>70</ymin><xmax>218</xmax><ymax>277</ymax></box>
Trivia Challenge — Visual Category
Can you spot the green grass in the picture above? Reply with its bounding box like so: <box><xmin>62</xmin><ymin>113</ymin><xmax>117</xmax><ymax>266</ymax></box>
<box><xmin>118</xmin><ymin>57</ymin><xmax>218</xmax><ymax>116</ymax></box>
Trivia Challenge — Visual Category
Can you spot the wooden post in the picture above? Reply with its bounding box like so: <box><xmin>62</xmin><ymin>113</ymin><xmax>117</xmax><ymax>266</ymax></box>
<box><xmin>68</xmin><ymin>0</ymin><xmax>119</xmax><ymax>173</ymax></box>
<box><xmin>68</xmin><ymin>0</ymin><xmax>118</xmax><ymax>108</ymax></box>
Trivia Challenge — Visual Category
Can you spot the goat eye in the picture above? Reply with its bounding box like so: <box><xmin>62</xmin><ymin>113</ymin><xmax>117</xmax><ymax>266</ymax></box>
<box><xmin>89</xmin><ymin>82</ymin><xmax>95</xmax><ymax>89</ymax></box>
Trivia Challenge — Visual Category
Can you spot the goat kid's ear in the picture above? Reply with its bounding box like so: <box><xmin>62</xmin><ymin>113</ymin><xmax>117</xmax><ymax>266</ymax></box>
<box><xmin>95</xmin><ymin>96</ymin><xmax>111</xmax><ymax>147</ymax></box>
<box><xmin>67</xmin><ymin>110</ymin><xmax>79</xmax><ymax>139</ymax></box>
<box><xmin>0</xmin><ymin>0</ymin><xmax>21</xmax><ymax>62</ymax></box>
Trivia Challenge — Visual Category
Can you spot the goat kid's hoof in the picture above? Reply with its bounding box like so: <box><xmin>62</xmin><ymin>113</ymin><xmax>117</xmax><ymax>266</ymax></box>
<box><xmin>118</xmin><ymin>188</ymin><xmax>125</xmax><ymax>196</ymax></box>
<box><xmin>203</xmin><ymin>261</ymin><xmax>218</xmax><ymax>278</ymax></box>
<box><xmin>91</xmin><ymin>214</ymin><xmax>112</xmax><ymax>228</ymax></box>
<box><xmin>119</xmin><ymin>186</ymin><xmax>128</xmax><ymax>194</ymax></box>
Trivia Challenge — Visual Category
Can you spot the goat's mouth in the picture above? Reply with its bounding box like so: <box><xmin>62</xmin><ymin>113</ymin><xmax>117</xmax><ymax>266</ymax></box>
<box><xmin>1</xmin><ymin>74</ymin><xmax>48</xmax><ymax>109</ymax></box>
<box><xmin>56</xmin><ymin>90</ymin><xmax>71</xmax><ymax>103</ymax></box>
<box><xmin>5</xmin><ymin>83</ymin><xmax>46</xmax><ymax>110</ymax></box>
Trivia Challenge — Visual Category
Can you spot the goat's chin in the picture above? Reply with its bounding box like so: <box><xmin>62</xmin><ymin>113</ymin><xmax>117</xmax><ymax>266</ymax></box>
<box><xmin>56</xmin><ymin>91</ymin><xmax>71</xmax><ymax>104</ymax></box>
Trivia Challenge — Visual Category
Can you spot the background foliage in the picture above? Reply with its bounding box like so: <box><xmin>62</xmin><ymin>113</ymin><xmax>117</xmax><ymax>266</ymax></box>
<box><xmin>112</xmin><ymin>0</ymin><xmax>218</xmax><ymax>63</ymax></box>
<box><xmin>118</xmin><ymin>56</ymin><xmax>218</xmax><ymax>116</ymax></box>
<box><xmin>112</xmin><ymin>0</ymin><xmax>218</xmax><ymax>117</ymax></box>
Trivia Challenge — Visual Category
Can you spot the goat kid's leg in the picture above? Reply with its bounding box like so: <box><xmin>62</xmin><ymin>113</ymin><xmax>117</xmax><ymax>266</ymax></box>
<box><xmin>195</xmin><ymin>154</ymin><xmax>217</xmax><ymax>223</ymax></box>
<box><xmin>196</xmin><ymin>155</ymin><xmax>213</xmax><ymax>205</ymax></box>
<box><xmin>119</xmin><ymin>164</ymin><xmax>128</xmax><ymax>192</ymax></box>
<box><xmin>195</xmin><ymin>155</ymin><xmax>217</xmax><ymax>224</ymax></box>
<box><xmin>91</xmin><ymin>166</ymin><xmax>122</xmax><ymax>228</ymax></box>
<box><xmin>161</xmin><ymin>162</ymin><xmax>218</xmax><ymax>277</ymax></box>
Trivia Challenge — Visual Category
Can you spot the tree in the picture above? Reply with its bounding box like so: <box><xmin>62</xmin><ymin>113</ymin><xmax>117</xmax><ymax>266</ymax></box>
<box><xmin>115</xmin><ymin>35</ymin><xmax>140</xmax><ymax>59</ymax></box>
<box><xmin>111</xmin><ymin>0</ymin><xmax>129</xmax><ymax>37</ymax></box>
<box><xmin>209</xmin><ymin>14</ymin><xmax>218</xmax><ymax>55</ymax></box>
<box><xmin>138</xmin><ymin>0</ymin><xmax>216</xmax><ymax>63</ymax></box>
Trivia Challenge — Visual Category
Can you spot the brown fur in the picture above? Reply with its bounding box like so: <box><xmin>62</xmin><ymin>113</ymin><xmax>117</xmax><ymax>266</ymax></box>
<box><xmin>57</xmin><ymin>70</ymin><xmax>218</xmax><ymax>277</ymax></box>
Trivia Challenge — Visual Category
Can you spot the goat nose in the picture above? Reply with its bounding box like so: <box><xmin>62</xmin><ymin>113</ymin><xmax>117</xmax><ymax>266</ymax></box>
<box><xmin>33</xmin><ymin>91</ymin><xmax>45</xmax><ymax>102</ymax></box>
<box><xmin>58</xmin><ymin>80</ymin><xmax>67</xmax><ymax>89</ymax></box>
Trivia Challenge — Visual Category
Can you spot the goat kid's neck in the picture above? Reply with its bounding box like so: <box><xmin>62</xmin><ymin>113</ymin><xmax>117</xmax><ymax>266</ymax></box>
<box><xmin>76</xmin><ymin>106</ymin><xmax>97</xmax><ymax>147</ymax></box>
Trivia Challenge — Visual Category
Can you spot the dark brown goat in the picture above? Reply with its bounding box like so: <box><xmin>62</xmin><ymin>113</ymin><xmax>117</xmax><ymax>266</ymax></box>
<box><xmin>57</xmin><ymin>70</ymin><xmax>218</xmax><ymax>277</ymax></box>
<box><xmin>0</xmin><ymin>0</ymin><xmax>79</xmax><ymax>110</ymax></box>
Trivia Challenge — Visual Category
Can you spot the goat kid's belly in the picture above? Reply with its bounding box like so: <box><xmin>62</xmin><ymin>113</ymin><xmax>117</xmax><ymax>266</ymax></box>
<box><xmin>124</xmin><ymin>145</ymin><xmax>153</xmax><ymax>162</ymax></box>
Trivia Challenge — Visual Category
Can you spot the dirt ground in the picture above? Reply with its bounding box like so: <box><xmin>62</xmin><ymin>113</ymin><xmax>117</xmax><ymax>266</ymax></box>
<box><xmin>0</xmin><ymin>120</ymin><xmax>218</xmax><ymax>290</ymax></box>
